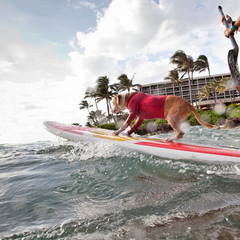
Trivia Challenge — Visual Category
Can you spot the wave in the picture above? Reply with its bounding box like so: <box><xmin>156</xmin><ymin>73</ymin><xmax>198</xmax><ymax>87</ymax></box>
<box><xmin>3</xmin><ymin>196</ymin><xmax>240</xmax><ymax>239</ymax></box>
<box><xmin>1</xmin><ymin>131</ymin><xmax>240</xmax><ymax>239</ymax></box>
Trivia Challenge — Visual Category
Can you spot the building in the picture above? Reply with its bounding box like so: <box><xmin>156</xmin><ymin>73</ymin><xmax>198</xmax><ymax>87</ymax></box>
<box><xmin>140</xmin><ymin>73</ymin><xmax>240</xmax><ymax>108</ymax></box>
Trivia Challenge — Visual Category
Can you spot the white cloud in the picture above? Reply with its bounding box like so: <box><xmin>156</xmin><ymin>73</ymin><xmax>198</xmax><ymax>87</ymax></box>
<box><xmin>70</xmin><ymin>0</ymin><xmax>97</xmax><ymax>10</ymax></box>
<box><xmin>0</xmin><ymin>77</ymin><xmax>85</xmax><ymax>144</ymax></box>
<box><xmin>69</xmin><ymin>39</ymin><xmax>78</xmax><ymax>50</ymax></box>
<box><xmin>0</xmin><ymin>61</ymin><xmax>14</xmax><ymax>74</ymax></box>
<box><xmin>124</xmin><ymin>55</ymin><xmax>171</xmax><ymax>84</ymax></box>
<box><xmin>76</xmin><ymin>0</ymin><xmax>164</xmax><ymax>59</ymax></box>
<box><xmin>80</xmin><ymin>1</ymin><xmax>96</xmax><ymax>10</ymax></box>
<box><xmin>0</xmin><ymin>28</ymin><xmax>71</xmax><ymax>83</ymax></box>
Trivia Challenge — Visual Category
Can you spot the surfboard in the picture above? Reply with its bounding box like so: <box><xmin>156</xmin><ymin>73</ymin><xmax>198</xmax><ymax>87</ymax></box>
<box><xmin>43</xmin><ymin>121</ymin><xmax>240</xmax><ymax>162</ymax></box>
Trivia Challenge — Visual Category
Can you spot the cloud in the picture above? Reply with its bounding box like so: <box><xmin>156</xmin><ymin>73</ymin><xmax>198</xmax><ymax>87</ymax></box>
<box><xmin>69</xmin><ymin>38</ymin><xmax>78</xmax><ymax>50</ymax></box>
<box><xmin>123</xmin><ymin>55</ymin><xmax>171</xmax><ymax>84</ymax></box>
<box><xmin>0</xmin><ymin>27</ymin><xmax>71</xmax><ymax>83</ymax></box>
<box><xmin>76</xmin><ymin>0</ymin><xmax>164</xmax><ymax>59</ymax></box>
<box><xmin>68</xmin><ymin>0</ymin><xmax>97</xmax><ymax>10</ymax></box>
<box><xmin>0</xmin><ymin>61</ymin><xmax>15</xmax><ymax>74</ymax></box>
<box><xmin>0</xmin><ymin>77</ymin><xmax>85</xmax><ymax>144</ymax></box>
<box><xmin>78</xmin><ymin>1</ymin><xmax>96</xmax><ymax>10</ymax></box>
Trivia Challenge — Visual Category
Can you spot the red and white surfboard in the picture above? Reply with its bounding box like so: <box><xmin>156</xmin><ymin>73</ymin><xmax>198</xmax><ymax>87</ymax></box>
<box><xmin>43</xmin><ymin>121</ymin><xmax>240</xmax><ymax>162</ymax></box>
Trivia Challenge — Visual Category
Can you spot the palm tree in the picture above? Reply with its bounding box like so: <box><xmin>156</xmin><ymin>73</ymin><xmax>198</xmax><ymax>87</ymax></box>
<box><xmin>211</xmin><ymin>79</ymin><xmax>224</xmax><ymax>99</ymax></box>
<box><xmin>87</xmin><ymin>110</ymin><xmax>106</xmax><ymax>126</ymax></box>
<box><xmin>95</xmin><ymin>110</ymin><xmax>107</xmax><ymax>125</ymax></box>
<box><xmin>117</xmin><ymin>73</ymin><xmax>141</xmax><ymax>92</ymax></box>
<box><xmin>109</xmin><ymin>83</ymin><xmax>123</xmax><ymax>95</ymax></box>
<box><xmin>195</xmin><ymin>55</ymin><xmax>216</xmax><ymax>104</ymax></box>
<box><xmin>198</xmin><ymin>77</ymin><xmax>229</xmax><ymax>104</ymax></box>
<box><xmin>95</xmin><ymin>76</ymin><xmax>112</xmax><ymax>121</ymax></box>
<box><xmin>87</xmin><ymin>111</ymin><xmax>98</xmax><ymax>126</ymax></box>
<box><xmin>79</xmin><ymin>100</ymin><xmax>93</xmax><ymax>114</ymax></box>
<box><xmin>164</xmin><ymin>69</ymin><xmax>183</xmax><ymax>97</ymax></box>
<box><xmin>217</xmin><ymin>77</ymin><xmax>236</xmax><ymax>103</ymax></box>
<box><xmin>198</xmin><ymin>84</ymin><xmax>212</xmax><ymax>104</ymax></box>
<box><xmin>214</xmin><ymin>78</ymin><xmax>228</xmax><ymax>95</ymax></box>
<box><xmin>84</xmin><ymin>87</ymin><xmax>99</xmax><ymax>111</ymax></box>
<box><xmin>170</xmin><ymin>50</ymin><xmax>195</xmax><ymax>105</ymax></box>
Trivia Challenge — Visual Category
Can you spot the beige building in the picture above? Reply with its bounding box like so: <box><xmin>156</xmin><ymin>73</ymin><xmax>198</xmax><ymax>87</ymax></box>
<box><xmin>140</xmin><ymin>73</ymin><xmax>240</xmax><ymax>108</ymax></box>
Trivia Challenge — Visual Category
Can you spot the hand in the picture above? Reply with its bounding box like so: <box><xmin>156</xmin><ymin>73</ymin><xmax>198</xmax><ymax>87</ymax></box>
<box><xmin>224</xmin><ymin>28</ymin><xmax>235</xmax><ymax>38</ymax></box>
<box><xmin>113</xmin><ymin>131</ymin><xmax>119</xmax><ymax>136</ymax></box>
<box><xmin>221</xmin><ymin>14</ymin><xmax>232</xmax><ymax>25</ymax></box>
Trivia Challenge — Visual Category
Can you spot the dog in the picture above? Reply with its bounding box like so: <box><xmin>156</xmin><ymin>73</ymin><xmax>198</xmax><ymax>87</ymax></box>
<box><xmin>112</xmin><ymin>92</ymin><xmax>218</xmax><ymax>142</ymax></box>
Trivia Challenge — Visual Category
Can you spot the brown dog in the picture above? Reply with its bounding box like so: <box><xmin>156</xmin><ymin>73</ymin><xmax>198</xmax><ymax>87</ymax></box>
<box><xmin>112</xmin><ymin>92</ymin><xmax>218</xmax><ymax>142</ymax></box>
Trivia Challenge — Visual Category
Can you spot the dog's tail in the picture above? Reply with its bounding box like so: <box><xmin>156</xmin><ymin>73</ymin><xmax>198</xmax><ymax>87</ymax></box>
<box><xmin>189</xmin><ymin>105</ymin><xmax>219</xmax><ymax>129</ymax></box>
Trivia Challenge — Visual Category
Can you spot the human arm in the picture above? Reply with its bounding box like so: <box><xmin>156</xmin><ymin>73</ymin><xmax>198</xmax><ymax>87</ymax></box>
<box><xmin>233</xmin><ymin>16</ymin><xmax>240</xmax><ymax>31</ymax></box>
<box><xmin>221</xmin><ymin>15</ymin><xmax>240</xmax><ymax>38</ymax></box>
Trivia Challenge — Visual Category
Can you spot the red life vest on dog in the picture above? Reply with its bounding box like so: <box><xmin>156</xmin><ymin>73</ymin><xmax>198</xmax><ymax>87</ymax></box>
<box><xmin>125</xmin><ymin>93</ymin><xmax>167</xmax><ymax>135</ymax></box>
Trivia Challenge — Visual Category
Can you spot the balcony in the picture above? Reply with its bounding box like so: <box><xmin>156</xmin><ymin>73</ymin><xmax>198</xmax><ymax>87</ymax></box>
<box><xmin>151</xmin><ymin>89</ymin><xmax>158</xmax><ymax>95</ymax></box>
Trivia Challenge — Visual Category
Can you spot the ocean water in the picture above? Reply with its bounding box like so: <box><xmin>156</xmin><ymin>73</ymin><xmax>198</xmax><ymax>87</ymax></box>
<box><xmin>1</xmin><ymin>126</ymin><xmax>240</xmax><ymax>240</ymax></box>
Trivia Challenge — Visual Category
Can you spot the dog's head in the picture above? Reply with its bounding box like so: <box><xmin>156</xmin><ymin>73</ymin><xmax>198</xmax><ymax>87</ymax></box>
<box><xmin>112</xmin><ymin>94</ymin><xmax>126</xmax><ymax>114</ymax></box>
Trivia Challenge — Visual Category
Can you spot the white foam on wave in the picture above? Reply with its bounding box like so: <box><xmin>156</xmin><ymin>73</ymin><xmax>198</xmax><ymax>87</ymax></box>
<box><xmin>68</xmin><ymin>141</ymin><xmax>141</xmax><ymax>162</ymax></box>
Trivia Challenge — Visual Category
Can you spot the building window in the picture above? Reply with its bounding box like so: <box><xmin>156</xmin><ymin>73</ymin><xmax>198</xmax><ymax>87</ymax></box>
<box><xmin>198</xmin><ymin>79</ymin><xmax>205</xmax><ymax>84</ymax></box>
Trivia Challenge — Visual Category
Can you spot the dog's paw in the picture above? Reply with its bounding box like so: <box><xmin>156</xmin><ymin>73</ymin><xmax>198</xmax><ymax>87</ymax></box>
<box><xmin>164</xmin><ymin>137</ymin><xmax>174</xmax><ymax>142</ymax></box>
<box><xmin>120</xmin><ymin>132</ymin><xmax>131</xmax><ymax>137</ymax></box>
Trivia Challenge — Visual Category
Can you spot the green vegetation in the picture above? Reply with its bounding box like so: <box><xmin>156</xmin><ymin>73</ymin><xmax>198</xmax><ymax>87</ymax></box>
<box><xmin>154</xmin><ymin>119</ymin><xmax>168</xmax><ymax>124</ymax></box>
<box><xmin>226</xmin><ymin>104</ymin><xmax>240</xmax><ymax>117</ymax></box>
<box><xmin>189</xmin><ymin>104</ymin><xmax>240</xmax><ymax>126</ymax></box>
<box><xmin>188</xmin><ymin>110</ymin><xmax>225</xmax><ymax>126</ymax></box>
<box><xmin>97</xmin><ymin>123</ymin><xmax>118</xmax><ymax>130</ymax></box>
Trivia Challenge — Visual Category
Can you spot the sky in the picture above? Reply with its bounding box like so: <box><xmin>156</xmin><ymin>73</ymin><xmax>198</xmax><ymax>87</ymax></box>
<box><xmin>1</xmin><ymin>0</ymin><xmax>240</xmax><ymax>144</ymax></box>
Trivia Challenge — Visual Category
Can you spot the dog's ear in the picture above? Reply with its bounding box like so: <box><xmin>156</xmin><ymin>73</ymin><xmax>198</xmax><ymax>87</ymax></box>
<box><xmin>116</xmin><ymin>95</ymin><xmax>121</xmax><ymax>105</ymax></box>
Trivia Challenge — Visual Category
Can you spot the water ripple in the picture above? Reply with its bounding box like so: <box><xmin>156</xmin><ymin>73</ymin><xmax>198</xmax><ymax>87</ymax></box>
<box><xmin>1</xmin><ymin>127</ymin><xmax>240</xmax><ymax>239</ymax></box>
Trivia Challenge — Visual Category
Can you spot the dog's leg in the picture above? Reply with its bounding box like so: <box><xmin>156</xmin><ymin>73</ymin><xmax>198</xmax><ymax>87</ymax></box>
<box><xmin>164</xmin><ymin>106</ymin><xmax>191</xmax><ymax>142</ymax></box>
<box><xmin>164</xmin><ymin>118</ymin><xmax>185</xmax><ymax>142</ymax></box>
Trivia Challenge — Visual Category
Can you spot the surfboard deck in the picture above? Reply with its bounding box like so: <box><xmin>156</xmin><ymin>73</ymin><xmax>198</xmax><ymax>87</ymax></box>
<box><xmin>43</xmin><ymin>121</ymin><xmax>240</xmax><ymax>162</ymax></box>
